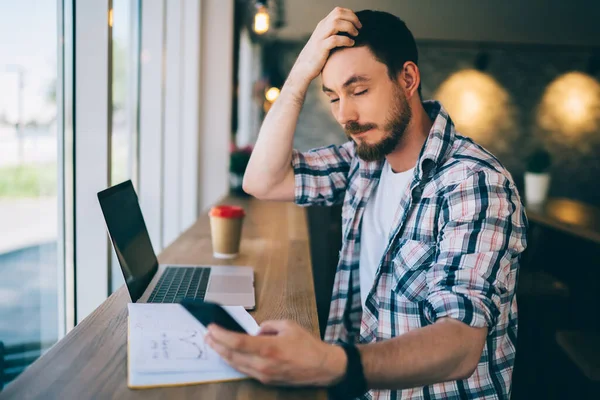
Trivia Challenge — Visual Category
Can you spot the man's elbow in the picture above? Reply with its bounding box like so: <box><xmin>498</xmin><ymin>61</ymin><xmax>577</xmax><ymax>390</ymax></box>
<box><xmin>438</xmin><ymin>319</ymin><xmax>487</xmax><ymax>381</ymax></box>
<box><xmin>454</xmin><ymin>334</ymin><xmax>487</xmax><ymax>380</ymax></box>
<box><xmin>242</xmin><ymin>176</ymin><xmax>258</xmax><ymax>197</ymax></box>
<box><xmin>242</xmin><ymin>174</ymin><xmax>268</xmax><ymax>199</ymax></box>
<box><xmin>243</xmin><ymin>169</ymin><xmax>294</xmax><ymax>201</ymax></box>
<box><xmin>454</xmin><ymin>356</ymin><xmax>481</xmax><ymax>381</ymax></box>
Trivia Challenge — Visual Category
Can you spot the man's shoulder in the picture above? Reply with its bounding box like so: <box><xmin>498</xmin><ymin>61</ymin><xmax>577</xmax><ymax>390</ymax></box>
<box><xmin>431</xmin><ymin>134</ymin><xmax>517</xmax><ymax>195</ymax></box>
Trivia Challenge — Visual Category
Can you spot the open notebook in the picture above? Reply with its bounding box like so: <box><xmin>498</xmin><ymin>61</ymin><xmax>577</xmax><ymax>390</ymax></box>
<box><xmin>127</xmin><ymin>303</ymin><xmax>260</xmax><ymax>389</ymax></box>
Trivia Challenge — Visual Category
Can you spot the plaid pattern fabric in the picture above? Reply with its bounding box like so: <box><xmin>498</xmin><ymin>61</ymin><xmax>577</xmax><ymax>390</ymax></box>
<box><xmin>291</xmin><ymin>101</ymin><xmax>527</xmax><ymax>399</ymax></box>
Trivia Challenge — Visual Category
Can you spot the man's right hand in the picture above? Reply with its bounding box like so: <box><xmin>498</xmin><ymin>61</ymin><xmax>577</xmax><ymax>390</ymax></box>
<box><xmin>244</xmin><ymin>8</ymin><xmax>361</xmax><ymax>201</ymax></box>
<box><xmin>289</xmin><ymin>7</ymin><xmax>362</xmax><ymax>86</ymax></box>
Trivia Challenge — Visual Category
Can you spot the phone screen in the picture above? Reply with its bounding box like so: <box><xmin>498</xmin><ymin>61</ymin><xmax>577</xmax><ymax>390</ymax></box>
<box><xmin>180</xmin><ymin>299</ymin><xmax>248</xmax><ymax>334</ymax></box>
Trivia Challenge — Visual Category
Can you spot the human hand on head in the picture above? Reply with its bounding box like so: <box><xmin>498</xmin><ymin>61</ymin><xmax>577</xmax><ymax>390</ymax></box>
<box><xmin>289</xmin><ymin>7</ymin><xmax>361</xmax><ymax>86</ymax></box>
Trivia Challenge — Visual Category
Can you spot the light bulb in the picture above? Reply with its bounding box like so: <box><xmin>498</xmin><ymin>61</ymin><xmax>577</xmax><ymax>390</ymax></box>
<box><xmin>265</xmin><ymin>87</ymin><xmax>280</xmax><ymax>102</ymax></box>
<box><xmin>254</xmin><ymin>5</ymin><xmax>269</xmax><ymax>35</ymax></box>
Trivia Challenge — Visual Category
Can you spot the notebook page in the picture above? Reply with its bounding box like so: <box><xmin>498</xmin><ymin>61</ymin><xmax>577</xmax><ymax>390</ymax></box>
<box><xmin>128</xmin><ymin>303</ymin><xmax>258</xmax><ymax>374</ymax></box>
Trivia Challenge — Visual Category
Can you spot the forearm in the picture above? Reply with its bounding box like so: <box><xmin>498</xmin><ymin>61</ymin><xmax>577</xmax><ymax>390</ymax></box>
<box><xmin>242</xmin><ymin>72</ymin><xmax>310</xmax><ymax>196</ymax></box>
<box><xmin>358</xmin><ymin>318</ymin><xmax>486</xmax><ymax>390</ymax></box>
<box><xmin>243</xmin><ymin>7</ymin><xmax>358</xmax><ymax>198</ymax></box>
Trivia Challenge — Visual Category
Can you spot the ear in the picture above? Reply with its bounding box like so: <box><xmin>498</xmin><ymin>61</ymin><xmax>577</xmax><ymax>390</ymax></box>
<box><xmin>396</xmin><ymin>61</ymin><xmax>420</xmax><ymax>99</ymax></box>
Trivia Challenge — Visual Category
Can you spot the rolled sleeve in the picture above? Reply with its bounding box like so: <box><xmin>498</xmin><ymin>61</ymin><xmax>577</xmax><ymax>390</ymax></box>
<box><xmin>291</xmin><ymin>141</ymin><xmax>355</xmax><ymax>207</ymax></box>
<box><xmin>423</xmin><ymin>169</ymin><xmax>527</xmax><ymax>330</ymax></box>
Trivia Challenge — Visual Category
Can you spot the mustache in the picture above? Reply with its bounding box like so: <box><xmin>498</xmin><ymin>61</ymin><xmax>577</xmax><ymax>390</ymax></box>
<box><xmin>345</xmin><ymin>121</ymin><xmax>377</xmax><ymax>136</ymax></box>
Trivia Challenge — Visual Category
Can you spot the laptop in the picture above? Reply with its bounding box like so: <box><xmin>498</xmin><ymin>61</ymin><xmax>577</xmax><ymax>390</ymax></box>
<box><xmin>97</xmin><ymin>180</ymin><xmax>255</xmax><ymax>309</ymax></box>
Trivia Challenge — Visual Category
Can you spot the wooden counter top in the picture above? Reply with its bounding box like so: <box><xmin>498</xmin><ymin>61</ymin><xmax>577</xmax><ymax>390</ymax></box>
<box><xmin>1</xmin><ymin>197</ymin><xmax>326</xmax><ymax>400</ymax></box>
<box><xmin>526</xmin><ymin>198</ymin><xmax>600</xmax><ymax>245</ymax></box>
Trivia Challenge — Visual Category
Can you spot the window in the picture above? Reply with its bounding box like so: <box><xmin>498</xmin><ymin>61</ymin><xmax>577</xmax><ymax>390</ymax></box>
<box><xmin>0</xmin><ymin>0</ymin><xmax>63</xmax><ymax>385</ymax></box>
<box><xmin>110</xmin><ymin>0</ymin><xmax>140</xmax><ymax>293</ymax></box>
<box><xmin>111</xmin><ymin>0</ymin><xmax>139</xmax><ymax>187</ymax></box>
<box><xmin>0</xmin><ymin>3</ymin><xmax>212</xmax><ymax>376</ymax></box>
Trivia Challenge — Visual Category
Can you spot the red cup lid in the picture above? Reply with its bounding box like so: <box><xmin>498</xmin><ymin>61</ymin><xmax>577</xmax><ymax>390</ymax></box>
<box><xmin>209</xmin><ymin>205</ymin><xmax>245</xmax><ymax>218</ymax></box>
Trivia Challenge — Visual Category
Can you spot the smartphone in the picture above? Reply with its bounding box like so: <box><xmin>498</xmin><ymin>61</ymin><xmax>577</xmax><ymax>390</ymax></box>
<box><xmin>180</xmin><ymin>299</ymin><xmax>248</xmax><ymax>334</ymax></box>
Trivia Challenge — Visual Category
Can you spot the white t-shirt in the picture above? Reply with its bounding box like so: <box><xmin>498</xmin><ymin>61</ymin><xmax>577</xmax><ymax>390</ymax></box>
<box><xmin>359</xmin><ymin>161</ymin><xmax>415</xmax><ymax>308</ymax></box>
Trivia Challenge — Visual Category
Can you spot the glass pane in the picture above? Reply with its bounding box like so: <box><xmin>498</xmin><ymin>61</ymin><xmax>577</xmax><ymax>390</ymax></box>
<box><xmin>111</xmin><ymin>0</ymin><xmax>137</xmax><ymax>186</ymax></box>
<box><xmin>0</xmin><ymin>0</ymin><xmax>61</xmax><ymax>386</ymax></box>
<box><xmin>110</xmin><ymin>0</ymin><xmax>140</xmax><ymax>292</ymax></box>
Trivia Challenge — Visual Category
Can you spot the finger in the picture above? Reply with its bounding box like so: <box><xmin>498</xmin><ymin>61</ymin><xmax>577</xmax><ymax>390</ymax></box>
<box><xmin>234</xmin><ymin>359</ymin><xmax>285</xmax><ymax>386</ymax></box>
<box><xmin>234</xmin><ymin>364</ymin><xmax>272</xmax><ymax>385</ymax></box>
<box><xmin>207</xmin><ymin>324</ymin><xmax>250</xmax><ymax>351</ymax></box>
<box><xmin>207</xmin><ymin>338</ymin><xmax>276</xmax><ymax>380</ymax></box>
<box><xmin>206</xmin><ymin>335</ymin><xmax>233</xmax><ymax>361</ymax></box>
<box><xmin>257</xmin><ymin>327</ymin><xmax>278</xmax><ymax>336</ymax></box>
<box><xmin>328</xmin><ymin>7</ymin><xmax>362</xmax><ymax>29</ymax></box>
<box><xmin>324</xmin><ymin>35</ymin><xmax>355</xmax><ymax>50</ymax></box>
<box><xmin>209</xmin><ymin>339</ymin><xmax>264</xmax><ymax>370</ymax></box>
<box><xmin>329</xmin><ymin>19</ymin><xmax>359</xmax><ymax>37</ymax></box>
<box><xmin>208</xmin><ymin>324</ymin><xmax>272</xmax><ymax>355</ymax></box>
<box><xmin>258</xmin><ymin>320</ymin><xmax>293</xmax><ymax>335</ymax></box>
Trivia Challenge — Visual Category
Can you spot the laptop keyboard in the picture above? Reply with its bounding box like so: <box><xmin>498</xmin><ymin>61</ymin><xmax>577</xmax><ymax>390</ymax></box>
<box><xmin>147</xmin><ymin>266</ymin><xmax>211</xmax><ymax>303</ymax></box>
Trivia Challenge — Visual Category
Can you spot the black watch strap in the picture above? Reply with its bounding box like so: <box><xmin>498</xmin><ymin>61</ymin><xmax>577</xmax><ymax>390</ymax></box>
<box><xmin>328</xmin><ymin>343</ymin><xmax>368</xmax><ymax>400</ymax></box>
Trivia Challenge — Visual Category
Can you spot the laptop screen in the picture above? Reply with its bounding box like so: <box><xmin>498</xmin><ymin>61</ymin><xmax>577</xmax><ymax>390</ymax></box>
<box><xmin>97</xmin><ymin>180</ymin><xmax>158</xmax><ymax>302</ymax></box>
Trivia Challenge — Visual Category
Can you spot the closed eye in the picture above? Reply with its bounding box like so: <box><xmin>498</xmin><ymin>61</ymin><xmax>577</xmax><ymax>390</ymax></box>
<box><xmin>330</xmin><ymin>89</ymin><xmax>367</xmax><ymax>103</ymax></box>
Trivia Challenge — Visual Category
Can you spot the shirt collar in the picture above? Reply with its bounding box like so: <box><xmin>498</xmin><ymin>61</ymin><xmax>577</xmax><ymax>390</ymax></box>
<box><xmin>356</xmin><ymin>100</ymin><xmax>456</xmax><ymax>181</ymax></box>
<box><xmin>414</xmin><ymin>100</ymin><xmax>456</xmax><ymax>181</ymax></box>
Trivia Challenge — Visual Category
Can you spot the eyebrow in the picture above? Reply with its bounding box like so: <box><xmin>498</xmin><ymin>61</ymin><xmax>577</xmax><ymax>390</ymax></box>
<box><xmin>322</xmin><ymin>75</ymin><xmax>371</xmax><ymax>93</ymax></box>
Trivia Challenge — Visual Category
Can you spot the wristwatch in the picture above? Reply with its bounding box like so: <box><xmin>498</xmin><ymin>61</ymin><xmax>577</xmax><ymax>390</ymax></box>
<box><xmin>328</xmin><ymin>343</ymin><xmax>368</xmax><ymax>400</ymax></box>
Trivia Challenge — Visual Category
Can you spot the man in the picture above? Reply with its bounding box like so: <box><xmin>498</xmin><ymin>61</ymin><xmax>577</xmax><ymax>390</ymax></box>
<box><xmin>205</xmin><ymin>8</ymin><xmax>527</xmax><ymax>399</ymax></box>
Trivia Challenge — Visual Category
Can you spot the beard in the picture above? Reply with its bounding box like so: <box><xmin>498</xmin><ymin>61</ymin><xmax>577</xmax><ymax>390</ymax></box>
<box><xmin>345</xmin><ymin>84</ymin><xmax>412</xmax><ymax>162</ymax></box>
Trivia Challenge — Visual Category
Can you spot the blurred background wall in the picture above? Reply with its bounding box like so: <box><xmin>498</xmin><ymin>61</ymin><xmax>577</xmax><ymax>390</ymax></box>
<box><xmin>234</xmin><ymin>0</ymin><xmax>600</xmax><ymax>206</ymax></box>
<box><xmin>266</xmin><ymin>40</ymin><xmax>600</xmax><ymax>206</ymax></box>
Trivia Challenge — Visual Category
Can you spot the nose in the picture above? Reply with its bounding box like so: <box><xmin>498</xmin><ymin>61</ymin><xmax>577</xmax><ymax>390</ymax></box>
<box><xmin>335</xmin><ymin>98</ymin><xmax>359</xmax><ymax>127</ymax></box>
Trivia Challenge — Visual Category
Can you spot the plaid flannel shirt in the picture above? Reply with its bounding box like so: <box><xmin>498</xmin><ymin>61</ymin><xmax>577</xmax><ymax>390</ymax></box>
<box><xmin>291</xmin><ymin>101</ymin><xmax>527</xmax><ymax>399</ymax></box>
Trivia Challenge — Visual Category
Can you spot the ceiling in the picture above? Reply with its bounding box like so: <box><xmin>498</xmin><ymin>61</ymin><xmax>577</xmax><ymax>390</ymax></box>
<box><xmin>271</xmin><ymin>0</ymin><xmax>599</xmax><ymax>46</ymax></box>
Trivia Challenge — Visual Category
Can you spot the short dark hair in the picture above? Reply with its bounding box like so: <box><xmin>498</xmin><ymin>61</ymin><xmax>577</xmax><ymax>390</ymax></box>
<box><xmin>336</xmin><ymin>10</ymin><xmax>421</xmax><ymax>96</ymax></box>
